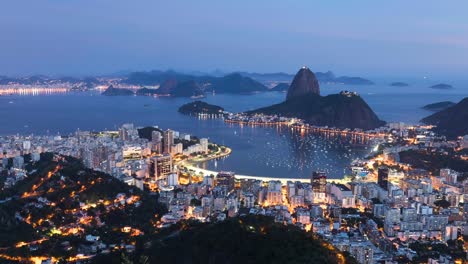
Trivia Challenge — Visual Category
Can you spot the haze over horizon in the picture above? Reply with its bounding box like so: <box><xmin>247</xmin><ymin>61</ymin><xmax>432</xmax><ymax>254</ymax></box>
<box><xmin>2</xmin><ymin>0</ymin><xmax>468</xmax><ymax>80</ymax></box>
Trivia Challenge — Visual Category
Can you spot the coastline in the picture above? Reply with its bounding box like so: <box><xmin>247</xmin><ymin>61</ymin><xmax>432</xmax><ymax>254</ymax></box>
<box><xmin>180</xmin><ymin>160</ymin><xmax>348</xmax><ymax>185</ymax></box>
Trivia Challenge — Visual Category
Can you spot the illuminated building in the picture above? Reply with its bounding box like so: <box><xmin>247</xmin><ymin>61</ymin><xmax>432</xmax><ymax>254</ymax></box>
<box><xmin>167</xmin><ymin>172</ymin><xmax>179</xmax><ymax>186</ymax></box>
<box><xmin>215</xmin><ymin>171</ymin><xmax>235</xmax><ymax>191</ymax></box>
<box><xmin>163</xmin><ymin>129</ymin><xmax>174</xmax><ymax>154</ymax></box>
<box><xmin>151</xmin><ymin>130</ymin><xmax>162</xmax><ymax>153</ymax></box>
<box><xmin>149</xmin><ymin>154</ymin><xmax>173</xmax><ymax>181</ymax></box>
<box><xmin>311</xmin><ymin>171</ymin><xmax>327</xmax><ymax>193</ymax></box>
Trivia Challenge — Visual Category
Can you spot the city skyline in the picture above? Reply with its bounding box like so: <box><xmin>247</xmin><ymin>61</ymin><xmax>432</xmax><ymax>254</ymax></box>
<box><xmin>1</xmin><ymin>0</ymin><xmax>468</xmax><ymax>79</ymax></box>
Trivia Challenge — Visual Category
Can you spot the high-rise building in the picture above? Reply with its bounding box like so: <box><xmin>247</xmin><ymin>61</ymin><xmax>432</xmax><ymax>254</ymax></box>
<box><xmin>149</xmin><ymin>154</ymin><xmax>173</xmax><ymax>180</ymax></box>
<box><xmin>311</xmin><ymin>171</ymin><xmax>327</xmax><ymax>193</ymax></box>
<box><xmin>199</xmin><ymin>138</ymin><xmax>209</xmax><ymax>153</ymax></box>
<box><xmin>378</xmin><ymin>167</ymin><xmax>389</xmax><ymax>190</ymax></box>
<box><xmin>163</xmin><ymin>129</ymin><xmax>174</xmax><ymax>154</ymax></box>
<box><xmin>151</xmin><ymin>131</ymin><xmax>162</xmax><ymax>153</ymax></box>
<box><xmin>216</xmin><ymin>171</ymin><xmax>235</xmax><ymax>191</ymax></box>
<box><xmin>119</xmin><ymin>123</ymin><xmax>136</xmax><ymax>141</ymax></box>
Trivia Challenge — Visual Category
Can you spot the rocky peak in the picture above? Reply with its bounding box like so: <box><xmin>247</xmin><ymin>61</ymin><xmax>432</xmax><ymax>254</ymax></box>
<box><xmin>286</xmin><ymin>67</ymin><xmax>320</xmax><ymax>100</ymax></box>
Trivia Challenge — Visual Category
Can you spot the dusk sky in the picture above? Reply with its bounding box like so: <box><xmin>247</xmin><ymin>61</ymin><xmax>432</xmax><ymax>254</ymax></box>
<box><xmin>2</xmin><ymin>0</ymin><xmax>468</xmax><ymax>78</ymax></box>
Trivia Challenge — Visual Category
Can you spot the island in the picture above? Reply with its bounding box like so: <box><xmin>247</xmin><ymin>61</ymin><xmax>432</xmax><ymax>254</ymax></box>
<box><xmin>390</xmin><ymin>82</ymin><xmax>409</xmax><ymax>87</ymax></box>
<box><xmin>430</xmin><ymin>83</ymin><xmax>453</xmax><ymax>89</ymax></box>
<box><xmin>421</xmin><ymin>97</ymin><xmax>468</xmax><ymax>139</ymax></box>
<box><xmin>178</xmin><ymin>101</ymin><xmax>225</xmax><ymax>115</ymax></box>
<box><xmin>422</xmin><ymin>101</ymin><xmax>456</xmax><ymax>112</ymax></box>
<box><xmin>247</xmin><ymin>67</ymin><xmax>385</xmax><ymax>130</ymax></box>
<box><xmin>101</xmin><ymin>85</ymin><xmax>134</xmax><ymax>96</ymax></box>
<box><xmin>334</xmin><ymin>76</ymin><xmax>374</xmax><ymax>85</ymax></box>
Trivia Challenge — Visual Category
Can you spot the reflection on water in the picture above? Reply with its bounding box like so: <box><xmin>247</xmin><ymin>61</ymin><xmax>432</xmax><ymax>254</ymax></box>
<box><xmin>0</xmin><ymin>85</ymin><xmax>466</xmax><ymax>180</ymax></box>
<box><xmin>200</xmin><ymin>125</ymin><xmax>370</xmax><ymax>179</ymax></box>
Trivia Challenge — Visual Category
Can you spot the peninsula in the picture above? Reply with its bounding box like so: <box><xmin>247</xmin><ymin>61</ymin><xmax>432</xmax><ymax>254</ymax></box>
<box><xmin>248</xmin><ymin>67</ymin><xmax>385</xmax><ymax>130</ymax></box>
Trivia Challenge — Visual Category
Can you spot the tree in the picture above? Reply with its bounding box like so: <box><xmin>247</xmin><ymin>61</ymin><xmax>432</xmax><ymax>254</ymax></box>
<box><xmin>434</xmin><ymin>199</ymin><xmax>451</xmax><ymax>208</ymax></box>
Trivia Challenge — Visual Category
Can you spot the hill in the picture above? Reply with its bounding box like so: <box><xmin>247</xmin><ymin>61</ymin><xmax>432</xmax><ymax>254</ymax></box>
<box><xmin>0</xmin><ymin>153</ymin><xmax>166</xmax><ymax>261</ymax></box>
<box><xmin>421</xmin><ymin>97</ymin><xmax>468</xmax><ymax>138</ymax></box>
<box><xmin>248</xmin><ymin>67</ymin><xmax>384</xmax><ymax>130</ymax></box>
<box><xmin>422</xmin><ymin>101</ymin><xmax>456</xmax><ymax>112</ymax></box>
<box><xmin>92</xmin><ymin>215</ymin><xmax>356</xmax><ymax>264</ymax></box>
<box><xmin>124</xmin><ymin>71</ymin><xmax>267</xmax><ymax>96</ymax></box>
<box><xmin>238</xmin><ymin>70</ymin><xmax>373</xmax><ymax>85</ymax></box>
<box><xmin>102</xmin><ymin>85</ymin><xmax>134</xmax><ymax>96</ymax></box>
<box><xmin>137</xmin><ymin>126</ymin><xmax>164</xmax><ymax>140</ymax></box>
<box><xmin>207</xmin><ymin>73</ymin><xmax>268</xmax><ymax>94</ymax></box>
<box><xmin>430</xmin><ymin>83</ymin><xmax>453</xmax><ymax>89</ymax></box>
<box><xmin>270</xmin><ymin>82</ymin><xmax>289</xmax><ymax>92</ymax></box>
<box><xmin>178</xmin><ymin>101</ymin><xmax>224</xmax><ymax>115</ymax></box>
<box><xmin>335</xmin><ymin>76</ymin><xmax>374</xmax><ymax>85</ymax></box>
<box><xmin>168</xmin><ymin>80</ymin><xmax>204</xmax><ymax>97</ymax></box>
<box><xmin>249</xmin><ymin>93</ymin><xmax>385</xmax><ymax>130</ymax></box>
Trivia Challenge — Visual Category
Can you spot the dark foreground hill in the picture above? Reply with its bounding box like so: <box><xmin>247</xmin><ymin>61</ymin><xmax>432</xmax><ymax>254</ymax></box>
<box><xmin>92</xmin><ymin>215</ymin><xmax>356</xmax><ymax>264</ymax></box>
<box><xmin>0</xmin><ymin>153</ymin><xmax>166</xmax><ymax>262</ymax></box>
<box><xmin>421</xmin><ymin>97</ymin><xmax>468</xmax><ymax>139</ymax></box>
<box><xmin>249</xmin><ymin>93</ymin><xmax>385</xmax><ymax>130</ymax></box>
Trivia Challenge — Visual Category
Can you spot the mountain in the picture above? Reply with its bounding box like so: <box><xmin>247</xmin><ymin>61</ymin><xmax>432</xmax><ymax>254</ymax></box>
<box><xmin>270</xmin><ymin>83</ymin><xmax>289</xmax><ymax>92</ymax></box>
<box><xmin>249</xmin><ymin>67</ymin><xmax>385</xmax><ymax>130</ymax></box>
<box><xmin>171</xmin><ymin>80</ymin><xmax>204</xmax><ymax>97</ymax></box>
<box><xmin>148</xmin><ymin>79</ymin><xmax>202</xmax><ymax>97</ymax></box>
<box><xmin>334</xmin><ymin>76</ymin><xmax>374</xmax><ymax>85</ymax></box>
<box><xmin>123</xmin><ymin>71</ymin><xmax>266</xmax><ymax>96</ymax></box>
<box><xmin>315</xmin><ymin>71</ymin><xmax>336</xmax><ymax>82</ymax></box>
<box><xmin>178</xmin><ymin>101</ymin><xmax>224</xmax><ymax>115</ymax></box>
<box><xmin>286</xmin><ymin>67</ymin><xmax>320</xmax><ymax>100</ymax></box>
<box><xmin>238</xmin><ymin>70</ymin><xmax>373</xmax><ymax>85</ymax></box>
<box><xmin>390</xmin><ymin>82</ymin><xmax>409</xmax><ymax>87</ymax></box>
<box><xmin>237</xmin><ymin>72</ymin><xmax>295</xmax><ymax>82</ymax></box>
<box><xmin>421</xmin><ymin>97</ymin><xmax>468</xmax><ymax>139</ymax></box>
<box><xmin>102</xmin><ymin>85</ymin><xmax>134</xmax><ymax>96</ymax></box>
<box><xmin>207</xmin><ymin>73</ymin><xmax>268</xmax><ymax>94</ymax></box>
<box><xmin>430</xmin><ymin>83</ymin><xmax>453</xmax><ymax>89</ymax></box>
<box><xmin>422</xmin><ymin>101</ymin><xmax>456</xmax><ymax>112</ymax></box>
<box><xmin>250</xmin><ymin>93</ymin><xmax>385</xmax><ymax>130</ymax></box>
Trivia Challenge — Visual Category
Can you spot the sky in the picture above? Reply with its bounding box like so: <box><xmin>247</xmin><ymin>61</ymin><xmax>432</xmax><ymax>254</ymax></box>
<box><xmin>1</xmin><ymin>0</ymin><xmax>468</xmax><ymax>79</ymax></box>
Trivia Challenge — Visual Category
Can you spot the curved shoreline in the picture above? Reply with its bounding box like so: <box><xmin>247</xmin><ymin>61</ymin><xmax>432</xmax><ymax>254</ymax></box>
<box><xmin>180</xmin><ymin>161</ymin><xmax>348</xmax><ymax>185</ymax></box>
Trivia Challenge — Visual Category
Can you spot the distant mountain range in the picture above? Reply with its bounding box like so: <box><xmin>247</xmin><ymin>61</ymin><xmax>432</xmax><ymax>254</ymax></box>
<box><xmin>248</xmin><ymin>67</ymin><xmax>385</xmax><ymax>130</ymax></box>
<box><xmin>238</xmin><ymin>70</ymin><xmax>374</xmax><ymax>85</ymax></box>
<box><xmin>421</xmin><ymin>97</ymin><xmax>468</xmax><ymax>139</ymax></box>
<box><xmin>0</xmin><ymin>69</ymin><xmax>373</xmax><ymax>97</ymax></box>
